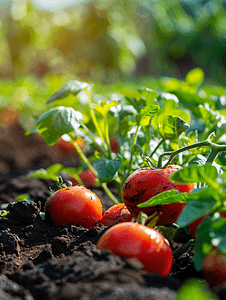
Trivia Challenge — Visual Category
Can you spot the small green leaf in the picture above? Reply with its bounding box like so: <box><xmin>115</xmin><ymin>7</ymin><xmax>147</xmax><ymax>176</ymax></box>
<box><xmin>176</xmin><ymin>198</ymin><xmax>216</xmax><ymax>228</ymax></box>
<box><xmin>14</xmin><ymin>194</ymin><xmax>33</xmax><ymax>202</ymax></box>
<box><xmin>139</xmin><ymin>105</ymin><xmax>160</xmax><ymax>126</ymax></box>
<box><xmin>29</xmin><ymin>163</ymin><xmax>65</xmax><ymax>181</ymax></box>
<box><xmin>129</xmin><ymin>105</ymin><xmax>160</xmax><ymax>126</ymax></box>
<box><xmin>176</xmin><ymin>278</ymin><xmax>218</xmax><ymax>300</ymax></box>
<box><xmin>159</xmin><ymin>114</ymin><xmax>189</xmax><ymax>139</ymax></box>
<box><xmin>137</xmin><ymin>190</ymin><xmax>188</xmax><ymax>208</ymax></box>
<box><xmin>170</xmin><ymin>165</ymin><xmax>218</xmax><ymax>185</ymax></box>
<box><xmin>47</xmin><ymin>80</ymin><xmax>93</xmax><ymax>103</ymax></box>
<box><xmin>185</xmin><ymin>68</ymin><xmax>204</xmax><ymax>86</ymax></box>
<box><xmin>36</xmin><ymin>106</ymin><xmax>84</xmax><ymax>145</ymax></box>
<box><xmin>93</xmin><ymin>158</ymin><xmax>122</xmax><ymax>183</ymax></box>
<box><xmin>92</xmin><ymin>100</ymin><xmax>119</xmax><ymax>117</ymax></box>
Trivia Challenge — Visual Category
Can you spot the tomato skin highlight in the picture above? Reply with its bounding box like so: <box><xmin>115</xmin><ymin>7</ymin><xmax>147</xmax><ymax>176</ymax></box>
<box><xmin>99</xmin><ymin>203</ymin><xmax>132</xmax><ymax>226</ymax></box>
<box><xmin>44</xmin><ymin>186</ymin><xmax>102</xmax><ymax>229</ymax></box>
<box><xmin>202</xmin><ymin>247</ymin><xmax>226</xmax><ymax>286</ymax></box>
<box><xmin>97</xmin><ymin>222</ymin><xmax>173</xmax><ymax>276</ymax></box>
<box><xmin>122</xmin><ymin>165</ymin><xmax>194</xmax><ymax>226</ymax></box>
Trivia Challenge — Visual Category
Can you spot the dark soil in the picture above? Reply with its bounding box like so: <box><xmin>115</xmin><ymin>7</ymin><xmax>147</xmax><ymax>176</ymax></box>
<box><xmin>0</xmin><ymin>123</ymin><xmax>225</xmax><ymax>300</ymax></box>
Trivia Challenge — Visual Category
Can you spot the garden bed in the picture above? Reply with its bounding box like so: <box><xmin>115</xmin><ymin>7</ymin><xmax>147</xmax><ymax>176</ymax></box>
<box><xmin>0</xmin><ymin>172</ymin><xmax>224</xmax><ymax>300</ymax></box>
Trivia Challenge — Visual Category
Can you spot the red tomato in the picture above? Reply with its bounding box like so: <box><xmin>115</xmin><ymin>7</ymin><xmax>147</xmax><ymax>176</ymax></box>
<box><xmin>189</xmin><ymin>211</ymin><xmax>226</xmax><ymax>238</ymax></box>
<box><xmin>122</xmin><ymin>165</ymin><xmax>194</xmax><ymax>226</ymax></box>
<box><xmin>78</xmin><ymin>169</ymin><xmax>97</xmax><ymax>187</ymax></box>
<box><xmin>96</xmin><ymin>222</ymin><xmax>173</xmax><ymax>276</ymax></box>
<box><xmin>202</xmin><ymin>247</ymin><xmax>226</xmax><ymax>286</ymax></box>
<box><xmin>44</xmin><ymin>186</ymin><xmax>102</xmax><ymax>229</ymax></box>
<box><xmin>110</xmin><ymin>136</ymin><xmax>119</xmax><ymax>153</ymax></box>
<box><xmin>99</xmin><ymin>203</ymin><xmax>132</xmax><ymax>226</ymax></box>
<box><xmin>54</xmin><ymin>136</ymin><xmax>84</xmax><ymax>155</ymax></box>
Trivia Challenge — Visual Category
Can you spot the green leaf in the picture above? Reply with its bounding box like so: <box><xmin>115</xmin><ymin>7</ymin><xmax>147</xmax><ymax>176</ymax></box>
<box><xmin>176</xmin><ymin>198</ymin><xmax>216</xmax><ymax>228</ymax></box>
<box><xmin>14</xmin><ymin>194</ymin><xmax>33</xmax><ymax>202</ymax></box>
<box><xmin>93</xmin><ymin>158</ymin><xmax>122</xmax><ymax>183</ymax></box>
<box><xmin>139</xmin><ymin>105</ymin><xmax>160</xmax><ymax>126</ymax></box>
<box><xmin>36</xmin><ymin>106</ymin><xmax>84</xmax><ymax>145</ymax></box>
<box><xmin>92</xmin><ymin>100</ymin><xmax>119</xmax><ymax>117</ymax></box>
<box><xmin>159</xmin><ymin>114</ymin><xmax>189</xmax><ymax>139</ymax></box>
<box><xmin>194</xmin><ymin>216</ymin><xmax>212</xmax><ymax>270</ymax></box>
<box><xmin>170</xmin><ymin>165</ymin><xmax>218</xmax><ymax>185</ymax></box>
<box><xmin>139</xmin><ymin>88</ymin><xmax>158</xmax><ymax>105</ymax></box>
<box><xmin>137</xmin><ymin>190</ymin><xmax>188</xmax><ymax>208</ymax></box>
<box><xmin>188</xmin><ymin>155</ymin><xmax>207</xmax><ymax>166</ymax></box>
<box><xmin>176</xmin><ymin>278</ymin><xmax>218</xmax><ymax>300</ymax></box>
<box><xmin>47</xmin><ymin>80</ymin><xmax>93</xmax><ymax>103</ymax></box>
<box><xmin>29</xmin><ymin>163</ymin><xmax>65</xmax><ymax>181</ymax></box>
<box><xmin>185</xmin><ymin>68</ymin><xmax>204</xmax><ymax>86</ymax></box>
<box><xmin>129</xmin><ymin>104</ymin><xmax>160</xmax><ymax>126</ymax></box>
<box><xmin>209</xmin><ymin>215</ymin><xmax>226</xmax><ymax>253</ymax></box>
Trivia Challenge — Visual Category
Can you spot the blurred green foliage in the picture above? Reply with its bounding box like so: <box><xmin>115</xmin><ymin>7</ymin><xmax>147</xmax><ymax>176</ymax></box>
<box><xmin>1</xmin><ymin>0</ymin><xmax>226</xmax><ymax>84</ymax></box>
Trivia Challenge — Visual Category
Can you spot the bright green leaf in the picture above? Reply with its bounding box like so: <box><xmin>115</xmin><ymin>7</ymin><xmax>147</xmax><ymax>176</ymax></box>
<box><xmin>137</xmin><ymin>189</ymin><xmax>188</xmax><ymax>208</ymax></box>
<box><xmin>159</xmin><ymin>114</ymin><xmax>189</xmax><ymax>139</ymax></box>
<box><xmin>170</xmin><ymin>165</ymin><xmax>218</xmax><ymax>185</ymax></box>
<box><xmin>29</xmin><ymin>163</ymin><xmax>65</xmax><ymax>181</ymax></box>
<box><xmin>47</xmin><ymin>80</ymin><xmax>93</xmax><ymax>103</ymax></box>
<box><xmin>176</xmin><ymin>278</ymin><xmax>218</xmax><ymax>300</ymax></box>
<box><xmin>185</xmin><ymin>68</ymin><xmax>205</xmax><ymax>86</ymax></box>
<box><xmin>36</xmin><ymin>106</ymin><xmax>84</xmax><ymax>145</ymax></box>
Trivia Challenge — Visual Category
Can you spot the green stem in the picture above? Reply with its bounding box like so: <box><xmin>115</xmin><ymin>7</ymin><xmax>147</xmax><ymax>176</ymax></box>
<box><xmin>149</xmin><ymin>138</ymin><xmax>165</xmax><ymax>159</ymax></box>
<box><xmin>102</xmin><ymin>183</ymin><xmax>119</xmax><ymax>205</ymax></box>
<box><xmin>158</xmin><ymin>134</ymin><xmax>226</xmax><ymax>168</ymax></box>
<box><xmin>86</xmin><ymin>90</ymin><xmax>108</xmax><ymax>151</ymax></box>
<box><xmin>200</xmin><ymin>119</ymin><xmax>220</xmax><ymax>142</ymax></box>
<box><xmin>81</xmin><ymin>123</ymin><xmax>108</xmax><ymax>156</ymax></box>
<box><xmin>127</xmin><ymin>125</ymin><xmax>141</xmax><ymax>176</ymax></box>
<box><xmin>157</xmin><ymin>140</ymin><xmax>211</xmax><ymax>168</ymax></box>
<box><xmin>206</xmin><ymin>148</ymin><xmax>220</xmax><ymax>165</ymax></box>
<box><xmin>69</xmin><ymin>134</ymin><xmax>119</xmax><ymax>205</ymax></box>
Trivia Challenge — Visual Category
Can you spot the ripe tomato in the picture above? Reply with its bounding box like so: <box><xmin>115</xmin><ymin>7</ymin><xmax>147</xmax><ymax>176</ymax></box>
<box><xmin>96</xmin><ymin>222</ymin><xmax>173</xmax><ymax>276</ymax></box>
<box><xmin>202</xmin><ymin>247</ymin><xmax>226</xmax><ymax>286</ymax></box>
<box><xmin>122</xmin><ymin>165</ymin><xmax>194</xmax><ymax>226</ymax></box>
<box><xmin>189</xmin><ymin>211</ymin><xmax>226</xmax><ymax>238</ymax></box>
<box><xmin>110</xmin><ymin>136</ymin><xmax>119</xmax><ymax>153</ymax></box>
<box><xmin>78</xmin><ymin>169</ymin><xmax>97</xmax><ymax>187</ymax></box>
<box><xmin>44</xmin><ymin>186</ymin><xmax>102</xmax><ymax>229</ymax></box>
<box><xmin>54</xmin><ymin>136</ymin><xmax>84</xmax><ymax>155</ymax></box>
<box><xmin>99</xmin><ymin>203</ymin><xmax>132</xmax><ymax>226</ymax></box>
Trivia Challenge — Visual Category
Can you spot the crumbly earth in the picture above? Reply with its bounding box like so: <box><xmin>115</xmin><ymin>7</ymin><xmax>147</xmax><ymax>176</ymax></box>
<box><xmin>0</xmin><ymin>174</ymin><xmax>225</xmax><ymax>300</ymax></box>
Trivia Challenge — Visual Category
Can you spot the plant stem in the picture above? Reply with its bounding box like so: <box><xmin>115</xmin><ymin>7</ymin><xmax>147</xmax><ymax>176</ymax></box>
<box><xmin>157</xmin><ymin>140</ymin><xmax>211</xmax><ymax>168</ymax></box>
<box><xmin>149</xmin><ymin>138</ymin><xmax>165</xmax><ymax>159</ymax></box>
<box><xmin>81</xmin><ymin>123</ymin><xmax>108</xmax><ymax>156</ymax></box>
<box><xmin>86</xmin><ymin>90</ymin><xmax>108</xmax><ymax>151</ymax></box>
<box><xmin>206</xmin><ymin>148</ymin><xmax>220</xmax><ymax>165</ymax></box>
<box><xmin>69</xmin><ymin>134</ymin><xmax>119</xmax><ymax>205</ymax></box>
<box><xmin>127</xmin><ymin>125</ymin><xmax>141</xmax><ymax>176</ymax></box>
<box><xmin>102</xmin><ymin>183</ymin><xmax>119</xmax><ymax>205</ymax></box>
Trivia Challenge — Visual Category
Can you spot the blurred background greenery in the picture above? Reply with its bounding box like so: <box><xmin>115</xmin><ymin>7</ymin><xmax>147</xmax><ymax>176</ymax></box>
<box><xmin>1</xmin><ymin>0</ymin><xmax>226</xmax><ymax>84</ymax></box>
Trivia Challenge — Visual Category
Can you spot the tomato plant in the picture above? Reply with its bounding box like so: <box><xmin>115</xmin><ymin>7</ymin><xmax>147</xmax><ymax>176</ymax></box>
<box><xmin>96</xmin><ymin>222</ymin><xmax>173</xmax><ymax>276</ymax></box>
<box><xmin>44</xmin><ymin>185</ymin><xmax>103</xmax><ymax>229</ymax></box>
<box><xmin>122</xmin><ymin>165</ymin><xmax>194</xmax><ymax>226</ymax></box>
<box><xmin>99</xmin><ymin>203</ymin><xmax>132</xmax><ymax>226</ymax></box>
